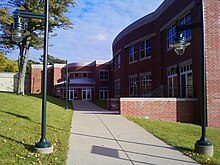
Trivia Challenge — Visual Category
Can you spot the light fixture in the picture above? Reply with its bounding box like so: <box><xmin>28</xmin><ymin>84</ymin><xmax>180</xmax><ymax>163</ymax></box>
<box><xmin>12</xmin><ymin>17</ymin><xmax>24</xmax><ymax>43</ymax></box>
<box><xmin>170</xmin><ymin>33</ymin><xmax>190</xmax><ymax>55</ymax></box>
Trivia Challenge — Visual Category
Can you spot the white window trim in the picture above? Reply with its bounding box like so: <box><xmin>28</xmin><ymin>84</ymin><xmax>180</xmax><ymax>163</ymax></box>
<box><xmin>99</xmin><ymin>70</ymin><xmax>109</xmax><ymax>81</ymax></box>
<box><xmin>99</xmin><ymin>87</ymin><xmax>109</xmax><ymax>100</ymax></box>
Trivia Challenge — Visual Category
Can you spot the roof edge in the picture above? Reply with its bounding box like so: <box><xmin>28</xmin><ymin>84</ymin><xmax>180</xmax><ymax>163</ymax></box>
<box><xmin>112</xmin><ymin>0</ymin><xmax>175</xmax><ymax>47</ymax></box>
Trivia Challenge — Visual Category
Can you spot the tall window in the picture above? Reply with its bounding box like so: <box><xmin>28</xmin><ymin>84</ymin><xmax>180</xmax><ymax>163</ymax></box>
<box><xmin>129</xmin><ymin>75</ymin><xmax>138</xmax><ymax>96</ymax></box>
<box><xmin>114</xmin><ymin>79</ymin><xmax>120</xmax><ymax>97</ymax></box>
<box><xmin>129</xmin><ymin>45</ymin><xmax>138</xmax><ymax>63</ymax></box>
<box><xmin>140</xmin><ymin>73</ymin><xmax>152</xmax><ymax>95</ymax></box>
<box><xmin>99</xmin><ymin>87</ymin><xmax>108</xmax><ymax>100</ymax></box>
<box><xmin>114</xmin><ymin>54</ymin><xmax>121</xmax><ymax>70</ymax></box>
<box><xmin>180</xmin><ymin>63</ymin><xmax>193</xmax><ymax>98</ymax></box>
<box><xmin>167</xmin><ymin>24</ymin><xmax>176</xmax><ymax>49</ymax></box>
<box><xmin>140</xmin><ymin>39</ymin><xmax>151</xmax><ymax>59</ymax></box>
<box><xmin>180</xmin><ymin>13</ymin><xmax>192</xmax><ymax>39</ymax></box>
<box><xmin>100</xmin><ymin>70</ymin><xmax>109</xmax><ymax>80</ymax></box>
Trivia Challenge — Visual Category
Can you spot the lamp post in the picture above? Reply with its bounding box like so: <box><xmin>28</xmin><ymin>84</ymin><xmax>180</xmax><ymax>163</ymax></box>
<box><xmin>170</xmin><ymin>0</ymin><xmax>213</xmax><ymax>156</ymax></box>
<box><xmin>65</xmin><ymin>60</ymin><xmax>69</xmax><ymax>110</ymax></box>
<box><xmin>11</xmin><ymin>0</ymin><xmax>53</xmax><ymax>154</ymax></box>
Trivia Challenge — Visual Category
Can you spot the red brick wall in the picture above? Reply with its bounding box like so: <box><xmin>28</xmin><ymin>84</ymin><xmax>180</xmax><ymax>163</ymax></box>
<box><xmin>205</xmin><ymin>0</ymin><xmax>220</xmax><ymax>129</ymax></box>
<box><xmin>31</xmin><ymin>65</ymin><xmax>43</xmax><ymax>93</ymax></box>
<box><xmin>120</xmin><ymin>98</ymin><xmax>197</xmax><ymax>123</ymax></box>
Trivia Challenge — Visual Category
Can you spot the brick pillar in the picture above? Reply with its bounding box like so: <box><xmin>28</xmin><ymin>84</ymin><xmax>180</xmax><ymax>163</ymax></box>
<box><xmin>205</xmin><ymin>0</ymin><xmax>220</xmax><ymax>128</ymax></box>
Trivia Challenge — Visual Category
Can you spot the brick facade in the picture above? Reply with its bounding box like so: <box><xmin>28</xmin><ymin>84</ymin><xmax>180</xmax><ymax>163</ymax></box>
<box><xmin>205</xmin><ymin>0</ymin><xmax>220</xmax><ymax>128</ymax></box>
<box><xmin>30</xmin><ymin>0</ymin><xmax>219</xmax><ymax>129</ymax></box>
<box><xmin>31</xmin><ymin>61</ymin><xmax>111</xmax><ymax>100</ymax></box>
<box><xmin>112</xmin><ymin>0</ymin><xmax>220</xmax><ymax>128</ymax></box>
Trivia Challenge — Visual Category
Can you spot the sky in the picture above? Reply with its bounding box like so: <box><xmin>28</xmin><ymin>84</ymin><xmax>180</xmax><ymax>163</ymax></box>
<box><xmin>8</xmin><ymin>0</ymin><xmax>164</xmax><ymax>63</ymax></box>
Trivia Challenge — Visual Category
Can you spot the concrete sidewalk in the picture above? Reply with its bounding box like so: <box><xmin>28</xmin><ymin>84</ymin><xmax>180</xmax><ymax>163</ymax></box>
<box><xmin>67</xmin><ymin>100</ymin><xmax>199</xmax><ymax>165</ymax></box>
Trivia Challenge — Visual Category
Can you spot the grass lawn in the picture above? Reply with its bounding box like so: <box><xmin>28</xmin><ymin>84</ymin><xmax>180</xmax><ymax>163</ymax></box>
<box><xmin>90</xmin><ymin>100</ymin><xmax>108</xmax><ymax>109</ymax></box>
<box><xmin>127</xmin><ymin>117</ymin><xmax>220</xmax><ymax>165</ymax></box>
<box><xmin>0</xmin><ymin>92</ymin><xmax>73</xmax><ymax>164</ymax></box>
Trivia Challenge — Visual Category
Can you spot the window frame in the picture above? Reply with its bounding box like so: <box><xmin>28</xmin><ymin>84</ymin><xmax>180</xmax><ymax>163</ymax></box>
<box><xmin>129</xmin><ymin>75</ymin><xmax>138</xmax><ymax>96</ymax></box>
<box><xmin>99</xmin><ymin>87</ymin><xmax>109</xmax><ymax>100</ymax></box>
<box><xmin>82</xmin><ymin>73</ymin><xmax>88</xmax><ymax>78</ymax></box>
<box><xmin>99</xmin><ymin>70</ymin><xmax>109</xmax><ymax>81</ymax></box>
<box><xmin>167</xmin><ymin>24</ymin><xmax>177</xmax><ymax>50</ymax></box>
<box><xmin>114</xmin><ymin>54</ymin><xmax>121</xmax><ymax>70</ymax></box>
<box><xmin>179</xmin><ymin>12</ymin><xmax>192</xmax><ymax>40</ymax></box>
<box><xmin>140</xmin><ymin>73</ymin><xmax>152</xmax><ymax>96</ymax></box>
<box><xmin>140</xmin><ymin>39</ymin><xmax>152</xmax><ymax>60</ymax></box>
<box><xmin>129</xmin><ymin>44</ymin><xmax>138</xmax><ymax>63</ymax></box>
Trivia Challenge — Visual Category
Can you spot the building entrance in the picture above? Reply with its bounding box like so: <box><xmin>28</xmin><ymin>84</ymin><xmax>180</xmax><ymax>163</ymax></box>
<box><xmin>82</xmin><ymin>88</ymin><xmax>92</xmax><ymax>100</ymax></box>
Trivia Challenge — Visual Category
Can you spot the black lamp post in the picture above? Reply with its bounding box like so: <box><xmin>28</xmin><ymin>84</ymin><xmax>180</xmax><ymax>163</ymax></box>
<box><xmin>170</xmin><ymin>0</ymin><xmax>213</xmax><ymax>156</ymax></box>
<box><xmin>65</xmin><ymin>60</ymin><xmax>69</xmax><ymax>110</ymax></box>
<box><xmin>11</xmin><ymin>0</ymin><xmax>53</xmax><ymax>154</ymax></box>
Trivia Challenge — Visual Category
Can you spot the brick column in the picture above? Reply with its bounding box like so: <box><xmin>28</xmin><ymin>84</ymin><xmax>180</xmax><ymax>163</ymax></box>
<box><xmin>205</xmin><ymin>0</ymin><xmax>220</xmax><ymax>128</ymax></box>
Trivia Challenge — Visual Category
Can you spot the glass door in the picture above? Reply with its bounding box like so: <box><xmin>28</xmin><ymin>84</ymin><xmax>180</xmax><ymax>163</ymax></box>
<box><xmin>82</xmin><ymin>88</ymin><xmax>92</xmax><ymax>100</ymax></box>
<box><xmin>69</xmin><ymin>90</ymin><xmax>74</xmax><ymax>100</ymax></box>
<box><xmin>167</xmin><ymin>68</ymin><xmax>178</xmax><ymax>97</ymax></box>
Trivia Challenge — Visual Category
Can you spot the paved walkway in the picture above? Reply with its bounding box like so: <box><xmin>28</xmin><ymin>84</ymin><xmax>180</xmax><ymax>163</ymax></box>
<box><xmin>67</xmin><ymin>100</ymin><xmax>199</xmax><ymax>165</ymax></box>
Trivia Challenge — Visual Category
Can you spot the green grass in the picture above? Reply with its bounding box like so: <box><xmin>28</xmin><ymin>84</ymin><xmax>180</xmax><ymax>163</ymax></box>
<box><xmin>90</xmin><ymin>100</ymin><xmax>108</xmax><ymax>109</ymax></box>
<box><xmin>127</xmin><ymin>117</ymin><xmax>220</xmax><ymax>165</ymax></box>
<box><xmin>0</xmin><ymin>92</ymin><xmax>73</xmax><ymax>164</ymax></box>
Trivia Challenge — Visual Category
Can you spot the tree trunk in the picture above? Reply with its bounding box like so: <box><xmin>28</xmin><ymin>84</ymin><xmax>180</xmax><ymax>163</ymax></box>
<box><xmin>17</xmin><ymin>40</ymin><xmax>30</xmax><ymax>95</ymax></box>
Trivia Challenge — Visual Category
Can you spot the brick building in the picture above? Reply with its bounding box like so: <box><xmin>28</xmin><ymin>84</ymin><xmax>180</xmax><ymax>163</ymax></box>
<box><xmin>112</xmin><ymin>0</ymin><xmax>219</xmax><ymax>128</ymax></box>
<box><xmin>31</xmin><ymin>61</ymin><xmax>111</xmax><ymax>100</ymax></box>
<box><xmin>31</xmin><ymin>0</ymin><xmax>219</xmax><ymax>128</ymax></box>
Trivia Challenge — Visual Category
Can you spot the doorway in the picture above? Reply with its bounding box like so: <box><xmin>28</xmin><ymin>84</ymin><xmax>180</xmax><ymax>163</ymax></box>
<box><xmin>82</xmin><ymin>88</ymin><xmax>92</xmax><ymax>100</ymax></box>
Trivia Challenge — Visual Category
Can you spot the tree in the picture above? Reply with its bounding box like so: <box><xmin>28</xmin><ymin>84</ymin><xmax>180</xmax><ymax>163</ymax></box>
<box><xmin>0</xmin><ymin>51</ymin><xmax>18</xmax><ymax>72</ymax></box>
<box><xmin>40</xmin><ymin>54</ymin><xmax>66</xmax><ymax>64</ymax></box>
<box><xmin>0</xmin><ymin>0</ymin><xmax>75</xmax><ymax>95</ymax></box>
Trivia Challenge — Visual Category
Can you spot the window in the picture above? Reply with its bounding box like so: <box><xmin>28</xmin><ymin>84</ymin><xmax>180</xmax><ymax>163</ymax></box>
<box><xmin>180</xmin><ymin>13</ymin><xmax>192</xmax><ymax>39</ymax></box>
<box><xmin>167</xmin><ymin>13</ymin><xmax>192</xmax><ymax>49</ymax></box>
<box><xmin>129</xmin><ymin>75</ymin><xmax>138</xmax><ymax>96</ymax></box>
<box><xmin>74</xmin><ymin>88</ymin><xmax>78</xmax><ymax>98</ymax></box>
<box><xmin>129</xmin><ymin>45</ymin><xmax>138</xmax><ymax>63</ymax></box>
<box><xmin>180</xmin><ymin>63</ymin><xmax>193</xmax><ymax>98</ymax></box>
<box><xmin>114</xmin><ymin>54</ymin><xmax>121</xmax><ymax>70</ymax></box>
<box><xmin>100</xmin><ymin>70</ymin><xmax>109</xmax><ymax>80</ymax></box>
<box><xmin>82</xmin><ymin>73</ymin><xmax>88</xmax><ymax>78</ymax></box>
<box><xmin>114</xmin><ymin>79</ymin><xmax>120</xmax><ymax>97</ymax></box>
<box><xmin>99</xmin><ymin>87</ymin><xmax>108</xmax><ymax>100</ymax></box>
<box><xmin>74</xmin><ymin>73</ymin><xmax>79</xmax><ymax>78</ymax></box>
<box><xmin>167</xmin><ymin>24</ymin><xmax>176</xmax><ymax>49</ymax></box>
<box><xmin>140</xmin><ymin>73</ymin><xmax>152</xmax><ymax>95</ymax></box>
<box><xmin>140</xmin><ymin>39</ymin><xmax>151</xmax><ymax>59</ymax></box>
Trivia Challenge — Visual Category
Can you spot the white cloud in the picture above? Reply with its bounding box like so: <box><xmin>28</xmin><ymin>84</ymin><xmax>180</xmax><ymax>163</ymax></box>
<box><xmin>93</xmin><ymin>33</ymin><xmax>108</xmax><ymax>41</ymax></box>
<box><xmin>8</xmin><ymin>0</ymin><xmax>164</xmax><ymax>63</ymax></box>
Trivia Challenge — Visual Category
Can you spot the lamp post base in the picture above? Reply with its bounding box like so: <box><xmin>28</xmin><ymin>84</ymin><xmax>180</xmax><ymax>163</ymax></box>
<box><xmin>35</xmin><ymin>145</ymin><xmax>53</xmax><ymax>154</ymax></box>
<box><xmin>35</xmin><ymin>140</ymin><xmax>53</xmax><ymax>154</ymax></box>
<box><xmin>195</xmin><ymin>140</ymin><xmax>213</xmax><ymax>157</ymax></box>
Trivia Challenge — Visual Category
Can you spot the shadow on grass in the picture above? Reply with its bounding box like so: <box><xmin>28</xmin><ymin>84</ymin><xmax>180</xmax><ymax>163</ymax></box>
<box><xmin>0</xmin><ymin>109</ymin><xmax>69</xmax><ymax>132</ymax></box>
<box><xmin>0</xmin><ymin>134</ymin><xmax>36</xmax><ymax>152</ymax></box>
<box><xmin>175</xmin><ymin>146</ymin><xmax>195</xmax><ymax>154</ymax></box>
<box><xmin>30</xmin><ymin>94</ymin><xmax>73</xmax><ymax>110</ymax></box>
<box><xmin>0</xmin><ymin>110</ymin><xmax>31</xmax><ymax>121</ymax></box>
